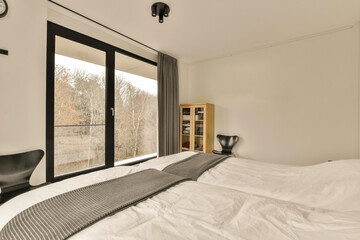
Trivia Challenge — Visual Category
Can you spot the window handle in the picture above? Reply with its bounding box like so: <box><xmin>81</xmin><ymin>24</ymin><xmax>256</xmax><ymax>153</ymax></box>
<box><xmin>110</xmin><ymin>107</ymin><xmax>115</xmax><ymax>117</ymax></box>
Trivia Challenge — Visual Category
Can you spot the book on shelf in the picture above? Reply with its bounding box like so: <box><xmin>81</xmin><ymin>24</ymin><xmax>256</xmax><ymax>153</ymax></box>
<box><xmin>183</xmin><ymin>115</ymin><xmax>191</xmax><ymax>120</ymax></box>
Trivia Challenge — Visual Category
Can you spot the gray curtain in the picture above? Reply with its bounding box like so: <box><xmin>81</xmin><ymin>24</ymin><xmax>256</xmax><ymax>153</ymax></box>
<box><xmin>157</xmin><ymin>53</ymin><xmax>179</xmax><ymax>157</ymax></box>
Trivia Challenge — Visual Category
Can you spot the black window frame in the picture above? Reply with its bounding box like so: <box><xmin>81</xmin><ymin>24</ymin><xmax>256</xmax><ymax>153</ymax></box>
<box><xmin>46</xmin><ymin>22</ymin><xmax>157</xmax><ymax>182</ymax></box>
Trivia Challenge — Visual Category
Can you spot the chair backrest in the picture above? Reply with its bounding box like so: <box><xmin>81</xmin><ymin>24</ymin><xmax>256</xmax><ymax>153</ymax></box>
<box><xmin>217</xmin><ymin>135</ymin><xmax>239</xmax><ymax>154</ymax></box>
<box><xmin>0</xmin><ymin>150</ymin><xmax>44</xmax><ymax>186</ymax></box>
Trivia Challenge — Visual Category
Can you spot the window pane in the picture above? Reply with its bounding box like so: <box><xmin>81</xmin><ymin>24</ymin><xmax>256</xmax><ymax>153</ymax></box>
<box><xmin>181</xmin><ymin>107</ymin><xmax>191</xmax><ymax>151</ymax></box>
<box><xmin>115</xmin><ymin>52</ymin><xmax>157</xmax><ymax>162</ymax></box>
<box><xmin>54</xmin><ymin>36</ymin><xmax>106</xmax><ymax>176</ymax></box>
<box><xmin>194</xmin><ymin>107</ymin><xmax>204</xmax><ymax>151</ymax></box>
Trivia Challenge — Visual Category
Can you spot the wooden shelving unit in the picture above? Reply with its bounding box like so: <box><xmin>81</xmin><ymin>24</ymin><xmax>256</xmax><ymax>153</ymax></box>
<box><xmin>180</xmin><ymin>103</ymin><xmax>214</xmax><ymax>153</ymax></box>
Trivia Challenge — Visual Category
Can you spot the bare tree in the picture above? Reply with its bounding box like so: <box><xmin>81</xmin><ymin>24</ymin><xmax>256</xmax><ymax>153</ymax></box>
<box><xmin>54</xmin><ymin>65</ymin><xmax>157</xmax><ymax>174</ymax></box>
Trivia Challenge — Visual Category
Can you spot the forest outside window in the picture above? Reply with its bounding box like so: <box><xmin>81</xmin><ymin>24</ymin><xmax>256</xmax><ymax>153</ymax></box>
<box><xmin>114</xmin><ymin>53</ymin><xmax>157</xmax><ymax>164</ymax></box>
<box><xmin>47</xmin><ymin>22</ymin><xmax>157</xmax><ymax>181</ymax></box>
<box><xmin>54</xmin><ymin>36</ymin><xmax>107</xmax><ymax>177</ymax></box>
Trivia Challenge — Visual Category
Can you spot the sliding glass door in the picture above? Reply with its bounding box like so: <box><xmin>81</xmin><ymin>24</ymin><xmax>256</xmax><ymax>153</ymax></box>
<box><xmin>47</xmin><ymin>22</ymin><xmax>157</xmax><ymax>182</ymax></box>
<box><xmin>47</xmin><ymin>22</ymin><xmax>115</xmax><ymax>181</ymax></box>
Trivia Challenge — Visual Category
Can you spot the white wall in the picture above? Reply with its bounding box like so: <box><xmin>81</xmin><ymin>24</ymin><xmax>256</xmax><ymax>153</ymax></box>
<box><xmin>0</xmin><ymin>0</ymin><xmax>47</xmax><ymax>185</ymax></box>
<box><xmin>183</xmin><ymin>25</ymin><xmax>360</xmax><ymax>165</ymax></box>
<box><xmin>178</xmin><ymin>60</ymin><xmax>189</xmax><ymax>103</ymax></box>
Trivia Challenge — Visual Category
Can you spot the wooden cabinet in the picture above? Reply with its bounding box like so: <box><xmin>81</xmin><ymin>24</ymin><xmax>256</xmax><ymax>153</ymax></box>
<box><xmin>180</xmin><ymin>103</ymin><xmax>214</xmax><ymax>153</ymax></box>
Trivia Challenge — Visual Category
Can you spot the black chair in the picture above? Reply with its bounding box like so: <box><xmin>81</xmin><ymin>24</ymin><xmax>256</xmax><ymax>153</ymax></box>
<box><xmin>212</xmin><ymin>135</ymin><xmax>239</xmax><ymax>156</ymax></box>
<box><xmin>0</xmin><ymin>149</ymin><xmax>44</xmax><ymax>194</ymax></box>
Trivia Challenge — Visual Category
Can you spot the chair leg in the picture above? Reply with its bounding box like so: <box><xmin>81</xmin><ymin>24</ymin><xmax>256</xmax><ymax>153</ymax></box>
<box><xmin>213</xmin><ymin>150</ymin><xmax>225</xmax><ymax>155</ymax></box>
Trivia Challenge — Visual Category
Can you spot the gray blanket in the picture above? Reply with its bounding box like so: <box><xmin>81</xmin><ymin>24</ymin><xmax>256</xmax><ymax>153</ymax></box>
<box><xmin>163</xmin><ymin>153</ymin><xmax>230</xmax><ymax>180</ymax></box>
<box><xmin>0</xmin><ymin>169</ymin><xmax>188</xmax><ymax>240</ymax></box>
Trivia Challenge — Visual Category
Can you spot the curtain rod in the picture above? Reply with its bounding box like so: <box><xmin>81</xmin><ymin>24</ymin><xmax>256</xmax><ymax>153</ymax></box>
<box><xmin>47</xmin><ymin>0</ymin><xmax>159</xmax><ymax>54</ymax></box>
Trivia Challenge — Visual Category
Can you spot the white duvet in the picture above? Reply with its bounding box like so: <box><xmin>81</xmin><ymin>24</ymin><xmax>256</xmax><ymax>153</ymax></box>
<box><xmin>137</xmin><ymin>152</ymin><xmax>360</xmax><ymax>212</ymax></box>
<box><xmin>1</xmin><ymin>164</ymin><xmax>360</xmax><ymax>239</ymax></box>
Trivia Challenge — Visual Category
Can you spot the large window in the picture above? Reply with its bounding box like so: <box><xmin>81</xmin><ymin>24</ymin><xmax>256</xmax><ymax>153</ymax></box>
<box><xmin>47</xmin><ymin>22</ymin><xmax>157</xmax><ymax>181</ymax></box>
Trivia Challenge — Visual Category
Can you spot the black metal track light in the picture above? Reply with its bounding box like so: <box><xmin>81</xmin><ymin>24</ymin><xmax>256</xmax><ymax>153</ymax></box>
<box><xmin>151</xmin><ymin>2</ymin><xmax>170</xmax><ymax>23</ymax></box>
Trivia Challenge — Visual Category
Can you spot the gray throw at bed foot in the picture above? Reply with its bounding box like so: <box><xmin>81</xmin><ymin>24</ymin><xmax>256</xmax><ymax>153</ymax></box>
<box><xmin>0</xmin><ymin>169</ymin><xmax>189</xmax><ymax>240</ymax></box>
<box><xmin>163</xmin><ymin>153</ymin><xmax>230</xmax><ymax>180</ymax></box>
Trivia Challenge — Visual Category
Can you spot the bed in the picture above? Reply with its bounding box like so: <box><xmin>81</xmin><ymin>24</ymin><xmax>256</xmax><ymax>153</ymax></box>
<box><xmin>0</xmin><ymin>154</ymin><xmax>359</xmax><ymax>239</ymax></box>
<box><xmin>136</xmin><ymin>152</ymin><xmax>360</xmax><ymax>212</ymax></box>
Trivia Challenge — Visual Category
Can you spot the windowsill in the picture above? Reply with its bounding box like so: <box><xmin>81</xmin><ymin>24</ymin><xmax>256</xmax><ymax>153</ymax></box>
<box><xmin>49</xmin><ymin>153</ymin><xmax>158</xmax><ymax>182</ymax></box>
<box><xmin>51</xmin><ymin>165</ymin><xmax>108</xmax><ymax>182</ymax></box>
<box><xmin>115</xmin><ymin>153</ymin><xmax>158</xmax><ymax>166</ymax></box>
<box><xmin>54</xmin><ymin>164</ymin><xmax>105</xmax><ymax>178</ymax></box>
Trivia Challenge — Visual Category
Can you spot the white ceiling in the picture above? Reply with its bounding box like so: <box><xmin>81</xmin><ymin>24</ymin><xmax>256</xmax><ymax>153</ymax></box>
<box><xmin>52</xmin><ymin>0</ymin><xmax>360</xmax><ymax>63</ymax></box>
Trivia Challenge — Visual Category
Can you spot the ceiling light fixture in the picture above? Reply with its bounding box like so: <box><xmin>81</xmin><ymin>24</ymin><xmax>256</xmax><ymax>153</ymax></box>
<box><xmin>151</xmin><ymin>2</ymin><xmax>170</xmax><ymax>23</ymax></box>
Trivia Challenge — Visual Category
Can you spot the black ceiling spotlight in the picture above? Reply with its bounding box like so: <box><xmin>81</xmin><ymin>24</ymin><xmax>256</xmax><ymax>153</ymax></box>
<box><xmin>151</xmin><ymin>2</ymin><xmax>170</xmax><ymax>23</ymax></box>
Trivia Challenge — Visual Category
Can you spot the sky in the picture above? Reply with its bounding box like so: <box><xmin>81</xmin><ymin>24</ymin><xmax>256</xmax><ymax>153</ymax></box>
<box><xmin>55</xmin><ymin>54</ymin><xmax>157</xmax><ymax>95</ymax></box>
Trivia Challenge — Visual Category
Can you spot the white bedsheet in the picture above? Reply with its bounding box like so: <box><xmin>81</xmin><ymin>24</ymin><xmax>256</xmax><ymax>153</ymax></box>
<box><xmin>0</xmin><ymin>165</ymin><xmax>360</xmax><ymax>239</ymax></box>
<box><xmin>137</xmin><ymin>152</ymin><xmax>360</xmax><ymax>211</ymax></box>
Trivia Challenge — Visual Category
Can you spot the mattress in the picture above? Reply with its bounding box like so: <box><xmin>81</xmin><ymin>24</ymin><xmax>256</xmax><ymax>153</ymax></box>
<box><xmin>137</xmin><ymin>152</ymin><xmax>360</xmax><ymax>211</ymax></box>
<box><xmin>1</xmin><ymin>164</ymin><xmax>360</xmax><ymax>239</ymax></box>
